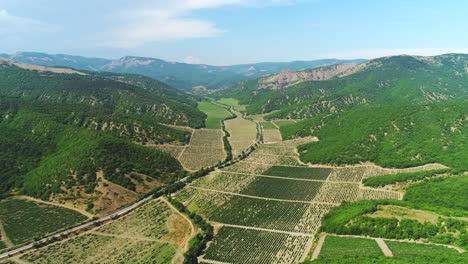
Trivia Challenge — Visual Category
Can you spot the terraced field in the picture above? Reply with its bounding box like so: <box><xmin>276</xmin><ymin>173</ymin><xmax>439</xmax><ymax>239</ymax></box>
<box><xmin>179</xmin><ymin>129</ymin><xmax>226</xmax><ymax>170</ymax></box>
<box><xmin>19</xmin><ymin>199</ymin><xmax>192</xmax><ymax>264</ymax></box>
<box><xmin>175</xmin><ymin>136</ymin><xmax>409</xmax><ymax>264</ymax></box>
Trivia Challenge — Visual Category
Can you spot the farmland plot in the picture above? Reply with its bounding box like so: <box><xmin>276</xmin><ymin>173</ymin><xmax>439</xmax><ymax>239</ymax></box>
<box><xmin>225</xmin><ymin>116</ymin><xmax>257</xmax><ymax>157</ymax></box>
<box><xmin>240</xmin><ymin>177</ymin><xmax>324</xmax><ymax>201</ymax></box>
<box><xmin>0</xmin><ymin>198</ymin><xmax>87</xmax><ymax>246</ymax></box>
<box><xmin>21</xmin><ymin>199</ymin><xmax>192</xmax><ymax>264</ymax></box>
<box><xmin>192</xmin><ymin>171</ymin><xmax>256</xmax><ymax>194</ymax></box>
<box><xmin>208</xmin><ymin>196</ymin><xmax>311</xmax><ymax>232</ymax></box>
<box><xmin>202</xmin><ymin>227</ymin><xmax>310</xmax><ymax>264</ymax></box>
<box><xmin>263</xmin><ymin>128</ymin><xmax>283</xmax><ymax>143</ymax></box>
<box><xmin>179</xmin><ymin>129</ymin><xmax>226</xmax><ymax>170</ymax></box>
<box><xmin>184</xmin><ymin>136</ymin><xmax>415</xmax><ymax>264</ymax></box>
<box><xmin>263</xmin><ymin>166</ymin><xmax>332</xmax><ymax>180</ymax></box>
<box><xmin>317</xmin><ymin>236</ymin><xmax>383</xmax><ymax>259</ymax></box>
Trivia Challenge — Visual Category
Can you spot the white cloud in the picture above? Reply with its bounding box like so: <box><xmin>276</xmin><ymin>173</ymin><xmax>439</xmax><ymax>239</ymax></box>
<box><xmin>184</xmin><ymin>55</ymin><xmax>204</xmax><ymax>64</ymax></box>
<box><xmin>102</xmin><ymin>0</ymin><xmax>303</xmax><ymax>48</ymax></box>
<box><xmin>321</xmin><ymin>48</ymin><xmax>468</xmax><ymax>60</ymax></box>
<box><xmin>0</xmin><ymin>9</ymin><xmax>59</xmax><ymax>34</ymax></box>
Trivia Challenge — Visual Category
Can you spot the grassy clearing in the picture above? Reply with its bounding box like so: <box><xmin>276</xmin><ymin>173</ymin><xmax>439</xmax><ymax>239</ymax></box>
<box><xmin>262</xmin><ymin>166</ymin><xmax>332</xmax><ymax>180</ymax></box>
<box><xmin>198</xmin><ymin>101</ymin><xmax>232</xmax><ymax>129</ymax></box>
<box><xmin>217</xmin><ymin>98</ymin><xmax>246</xmax><ymax>111</ymax></box>
<box><xmin>368</xmin><ymin>205</ymin><xmax>440</xmax><ymax>224</ymax></box>
<box><xmin>0</xmin><ymin>198</ymin><xmax>87</xmax><ymax>245</ymax></box>
<box><xmin>203</xmin><ymin>227</ymin><xmax>309</xmax><ymax>264</ymax></box>
<box><xmin>318</xmin><ymin>236</ymin><xmax>383</xmax><ymax>259</ymax></box>
<box><xmin>261</xmin><ymin>121</ymin><xmax>277</xmax><ymax>130</ymax></box>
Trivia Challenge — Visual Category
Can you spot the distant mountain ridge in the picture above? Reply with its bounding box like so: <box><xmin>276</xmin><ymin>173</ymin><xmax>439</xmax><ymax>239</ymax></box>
<box><xmin>219</xmin><ymin>54</ymin><xmax>468</xmax><ymax>118</ymax></box>
<box><xmin>0</xmin><ymin>52</ymin><xmax>366</xmax><ymax>91</ymax></box>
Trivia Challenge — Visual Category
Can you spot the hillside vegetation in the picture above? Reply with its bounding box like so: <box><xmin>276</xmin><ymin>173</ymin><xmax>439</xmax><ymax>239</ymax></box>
<box><xmin>0</xmin><ymin>61</ymin><xmax>202</xmax><ymax>202</ymax></box>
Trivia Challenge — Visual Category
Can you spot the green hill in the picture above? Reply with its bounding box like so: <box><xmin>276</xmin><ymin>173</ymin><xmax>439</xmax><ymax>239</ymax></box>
<box><xmin>219</xmin><ymin>54</ymin><xmax>468</xmax><ymax>169</ymax></box>
<box><xmin>0</xmin><ymin>60</ymin><xmax>204</xmax><ymax>200</ymax></box>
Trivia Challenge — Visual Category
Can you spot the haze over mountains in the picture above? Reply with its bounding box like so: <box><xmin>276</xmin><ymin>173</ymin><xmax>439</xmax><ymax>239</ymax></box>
<box><xmin>0</xmin><ymin>52</ymin><xmax>365</xmax><ymax>91</ymax></box>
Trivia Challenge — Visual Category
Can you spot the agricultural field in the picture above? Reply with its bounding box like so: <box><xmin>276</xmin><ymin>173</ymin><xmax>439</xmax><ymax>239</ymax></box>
<box><xmin>263</xmin><ymin>128</ymin><xmax>283</xmax><ymax>143</ymax></box>
<box><xmin>198</xmin><ymin>101</ymin><xmax>232</xmax><ymax>129</ymax></box>
<box><xmin>178</xmin><ymin>129</ymin><xmax>226</xmax><ymax>170</ymax></box>
<box><xmin>316</xmin><ymin>236</ymin><xmax>384</xmax><ymax>260</ymax></box>
<box><xmin>202</xmin><ymin>227</ymin><xmax>310</xmax><ymax>264</ymax></box>
<box><xmin>0</xmin><ymin>198</ymin><xmax>87</xmax><ymax>246</ymax></box>
<box><xmin>217</xmin><ymin>98</ymin><xmax>247</xmax><ymax>111</ymax></box>
<box><xmin>20</xmin><ymin>199</ymin><xmax>192</xmax><ymax>264</ymax></box>
<box><xmin>240</xmin><ymin>177</ymin><xmax>324</xmax><ymax>201</ymax></box>
<box><xmin>224</xmin><ymin>116</ymin><xmax>257</xmax><ymax>157</ymax></box>
<box><xmin>263</xmin><ymin>166</ymin><xmax>332</xmax><ymax>180</ymax></box>
<box><xmin>177</xmin><ymin>136</ymin><xmax>411</xmax><ymax>263</ymax></box>
<box><xmin>261</xmin><ymin>121</ymin><xmax>277</xmax><ymax>129</ymax></box>
<box><xmin>307</xmin><ymin>236</ymin><xmax>468</xmax><ymax>263</ymax></box>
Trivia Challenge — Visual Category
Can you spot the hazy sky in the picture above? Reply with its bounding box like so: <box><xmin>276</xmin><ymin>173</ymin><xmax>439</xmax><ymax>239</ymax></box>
<box><xmin>1</xmin><ymin>0</ymin><xmax>468</xmax><ymax>65</ymax></box>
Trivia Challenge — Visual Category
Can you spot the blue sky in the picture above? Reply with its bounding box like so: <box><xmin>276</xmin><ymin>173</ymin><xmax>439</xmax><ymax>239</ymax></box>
<box><xmin>1</xmin><ymin>0</ymin><xmax>467</xmax><ymax>65</ymax></box>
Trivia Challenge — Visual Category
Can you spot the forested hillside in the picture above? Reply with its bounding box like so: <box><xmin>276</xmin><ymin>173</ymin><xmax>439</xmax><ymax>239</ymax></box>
<box><xmin>220</xmin><ymin>54</ymin><xmax>468</xmax><ymax>119</ymax></box>
<box><xmin>0</xmin><ymin>60</ymin><xmax>204</xmax><ymax>206</ymax></box>
<box><xmin>220</xmin><ymin>54</ymin><xmax>468</xmax><ymax>169</ymax></box>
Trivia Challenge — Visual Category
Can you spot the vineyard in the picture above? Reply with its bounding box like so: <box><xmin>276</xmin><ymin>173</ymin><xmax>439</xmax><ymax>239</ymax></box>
<box><xmin>224</xmin><ymin>116</ymin><xmax>257</xmax><ymax>157</ymax></box>
<box><xmin>22</xmin><ymin>233</ymin><xmax>176</xmax><ymax>264</ymax></box>
<box><xmin>178</xmin><ymin>129</ymin><xmax>226</xmax><ymax>171</ymax></box>
<box><xmin>173</xmin><ymin>135</ymin><xmax>419</xmax><ymax>264</ymax></box>
<box><xmin>20</xmin><ymin>199</ymin><xmax>192</xmax><ymax>263</ymax></box>
<box><xmin>203</xmin><ymin>227</ymin><xmax>310</xmax><ymax>264</ymax></box>
<box><xmin>0</xmin><ymin>198</ymin><xmax>87</xmax><ymax>246</ymax></box>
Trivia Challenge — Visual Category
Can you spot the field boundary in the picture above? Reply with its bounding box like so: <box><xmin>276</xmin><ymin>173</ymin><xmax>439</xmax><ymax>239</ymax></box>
<box><xmin>161</xmin><ymin>197</ymin><xmax>196</xmax><ymax>251</ymax></box>
<box><xmin>0</xmin><ymin>219</ymin><xmax>13</xmax><ymax>248</ymax></box>
<box><xmin>311</xmin><ymin>234</ymin><xmax>326</xmax><ymax>260</ymax></box>
<box><xmin>328</xmin><ymin>234</ymin><xmax>465</xmax><ymax>254</ymax></box>
<box><xmin>218</xmin><ymin>224</ymin><xmax>314</xmax><ymax>237</ymax></box>
<box><xmin>375</xmin><ymin>238</ymin><xmax>393</xmax><ymax>257</ymax></box>
<box><xmin>17</xmin><ymin>196</ymin><xmax>94</xmax><ymax>219</ymax></box>
<box><xmin>218</xmin><ymin>170</ymin><xmax>356</xmax><ymax>184</ymax></box>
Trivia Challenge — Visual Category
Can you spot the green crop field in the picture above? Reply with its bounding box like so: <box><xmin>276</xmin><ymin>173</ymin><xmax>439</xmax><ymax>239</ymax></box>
<box><xmin>0</xmin><ymin>198</ymin><xmax>87</xmax><ymax>245</ymax></box>
<box><xmin>386</xmin><ymin>241</ymin><xmax>468</xmax><ymax>262</ymax></box>
<box><xmin>198</xmin><ymin>101</ymin><xmax>232</xmax><ymax>129</ymax></box>
<box><xmin>318</xmin><ymin>236</ymin><xmax>383</xmax><ymax>259</ymax></box>
<box><xmin>262</xmin><ymin>166</ymin><xmax>332</xmax><ymax>180</ymax></box>
<box><xmin>240</xmin><ymin>176</ymin><xmax>323</xmax><ymax>201</ymax></box>
<box><xmin>217</xmin><ymin>98</ymin><xmax>246</xmax><ymax>111</ymax></box>
<box><xmin>208</xmin><ymin>196</ymin><xmax>310</xmax><ymax>232</ymax></box>
<box><xmin>203</xmin><ymin>227</ymin><xmax>309</xmax><ymax>264</ymax></box>
<box><xmin>261</xmin><ymin>121</ymin><xmax>277</xmax><ymax>129</ymax></box>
